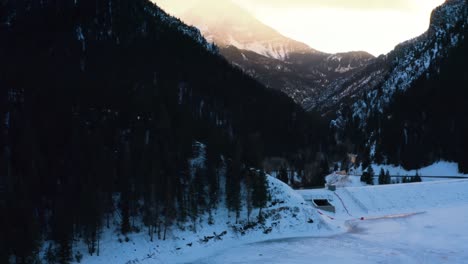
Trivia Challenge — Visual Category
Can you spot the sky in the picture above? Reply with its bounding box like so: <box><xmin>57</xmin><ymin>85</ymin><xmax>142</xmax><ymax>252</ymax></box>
<box><xmin>154</xmin><ymin>0</ymin><xmax>445</xmax><ymax>56</ymax></box>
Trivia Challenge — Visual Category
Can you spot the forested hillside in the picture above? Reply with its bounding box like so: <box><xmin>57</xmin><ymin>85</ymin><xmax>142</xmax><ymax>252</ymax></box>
<box><xmin>366</xmin><ymin>27</ymin><xmax>468</xmax><ymax>171</ymax></box>
<box><xmin>0</xmin><ymin>0</ymin><xmax>332</xmax><ymax>262</ymax></box>
<box><xmin>329</xmin><ymin>0</ymin><xmax>467</xmax><ymax>172</ymax></box>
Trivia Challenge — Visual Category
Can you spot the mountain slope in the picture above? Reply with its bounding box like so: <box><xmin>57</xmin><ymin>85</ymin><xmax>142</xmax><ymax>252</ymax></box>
<box><xmin>0</xmin><ymin>0</ymin><xmax>331</xmax><ymax>262</ymax></box>
<box><xmin>325</xmin><ymin>0</ymin><xmax>468</xmax><ymax>171</ymax></box>
<box><xmin>311</xmin><ymin>0</ymin><xmax>466</xmax><ymax>114</ymax></box>
<box><xmin>221</xmin><ymin>46</ymin><xmax>374</xmax><ymax>106</ymax></box>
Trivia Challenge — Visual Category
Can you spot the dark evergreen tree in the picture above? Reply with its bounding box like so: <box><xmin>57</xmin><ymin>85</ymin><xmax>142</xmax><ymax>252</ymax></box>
<box><xmin>378</xmin><ymin>168</ymin><xmax>385</xmax><ymax>185</ymax></box>
<box><xmin>414</xmin><ymin>172</ymin><xmax>422</xmax><ymax>183</ymax></box>
<box><xmin>341</xmin><ymin>157</ymin><xmax>349</xmax><ymax>173</ymax></box>
<box><xmin>385</xmin><ymin>170</ymin><xmax>391</xmax><ymax>184</ymax></box>
<box><xmin>226</xmin><ymin>143</ymin><xmax>242</xmax><ymax>221</ymax></box>
<box><xmin>319</xmin><ymin>159</ymin><xmax>330</xmax><ymax>184</ymax></box>
<box><xmin>378</xmin><ymin>168</ymin><xmax>390</xmax><ymax>185</ymax></box>
<box><xmin>361</xmin><ymin>166</ymin><xmax>374</xmax><ymax>185</ymax></box>
<box><xmin>278</xmin><ymin>166</ymin><xmax>289</xmax><ymax>185</ymax></box>
<box><xmin>252</xmin><ymin>171</ymin><xmax>268</xmax><ymax>209</ymax></box>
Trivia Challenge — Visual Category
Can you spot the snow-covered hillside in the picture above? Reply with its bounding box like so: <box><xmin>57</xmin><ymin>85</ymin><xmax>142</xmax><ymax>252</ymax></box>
<box><xmin>352</xmin><ymin>0</ymin><xmax>467</xmax><ymax>122</ymax></box>
<box><xmin>73</xmin><ymin>176</ymin><xmax>331</xmax><ymax>264</ymax></box>
<box><xmin>322</xmin><ymin>0</ymin><xmax>467</xmax><ymax>122</ymax></box>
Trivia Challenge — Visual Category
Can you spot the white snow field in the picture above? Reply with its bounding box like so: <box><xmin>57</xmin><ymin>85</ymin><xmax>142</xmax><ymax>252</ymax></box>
<box><xmin>194</xmin><ymin>180</ymin><xmax>468</xmax><ymax>264</ymax></box>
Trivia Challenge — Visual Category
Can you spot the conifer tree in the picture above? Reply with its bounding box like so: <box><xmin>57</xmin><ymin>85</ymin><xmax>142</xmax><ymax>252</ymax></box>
<box><xmin>414</xmin><ymin>171</ymin><xmax>422</xmax><ymax>182</ymax></box>
<box><xmin>361</xmin><ymin>166</ymin><xmax>374</xmax><ymax>185</ymax></box>
<box><xmin>319</xmin><ymin>159</ymin><xmax>330</xmax><ymax>184</ymax></box>
<box><xmin>278</xmin><ymin>166</ymin><xmax>289</xmax><ymax>184</ymax></box>
<box><xmin>378</xmin><ymin>168</ymin><xmax>386</xmax><ymax>185</ymax></box>
<box><xmin>385</xmin><ymin>170</ymin><xmax>391</xmax><ymax>184</ymax></box>
<box><xmin>252</xmin><ymin>171</ymin><xmax>268</xmax><ymax>209</ymax></box>
<box><xmin>120</xmin><ymin>191</ymin><xmax>131</xmax><ymax>235</ymax></box>
<box><xmin>226</xmin><ymin>142</ymin><xmax>242</xmax><ymax>221</ymax></box>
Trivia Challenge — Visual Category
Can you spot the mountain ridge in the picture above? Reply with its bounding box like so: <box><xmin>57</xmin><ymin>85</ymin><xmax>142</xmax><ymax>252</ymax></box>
<box><xmin>173</xmin><ymin>0</ymin><xmax>375</xmax><ymax>107</ymax></box>
<box><xmin>319</xmin><ymin>0</ymin><xmax>467</xmax><ymax>122</ymax></box>
<box><xmin>324</xmin><ymin>0</ymin><xmax>468</xmax><ymax>171</ymax></box>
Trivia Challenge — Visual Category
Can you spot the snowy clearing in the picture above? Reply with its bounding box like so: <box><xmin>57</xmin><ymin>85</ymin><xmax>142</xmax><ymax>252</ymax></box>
<box><xmin>75</xmin><ymin>176</ymin><xmax>331</xmax><ymax>264</ymax></box>
<box><xmin>195</xmin><ymin>179</ymin><xmax>468</xmax><ymax>264</ymax></box>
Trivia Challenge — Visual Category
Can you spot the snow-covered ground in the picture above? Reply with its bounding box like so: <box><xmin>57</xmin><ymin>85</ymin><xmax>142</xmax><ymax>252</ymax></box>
<box><xmin>193</xmin><ymin>204</ymin><xmax>468</xmax><ymax>264</ymax></box>
<box><xmin>195</xmin><ymin>180</ymin><xmax>468</xmax><ymax>263</ymax></box>
<box><xmin>76</xmin><ymin>165</ymin><xmax>468</xmax><ymax>264</ymax></box>
<box><xmin>75</xmin><ymin>176</ymin><xmax>333</xmax><ymax>264</ymax></box>
<box><xmin>359</xmin><ymin>161</ymin><xmax>468</xmax><ymax>177</ymax></box>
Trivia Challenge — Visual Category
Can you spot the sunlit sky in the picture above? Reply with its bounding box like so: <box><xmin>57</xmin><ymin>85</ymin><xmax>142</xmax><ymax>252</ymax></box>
<box><xmin>155</xmin><ymin>0</ymin><xmax>445</xmax><ymax>56</ymax></box>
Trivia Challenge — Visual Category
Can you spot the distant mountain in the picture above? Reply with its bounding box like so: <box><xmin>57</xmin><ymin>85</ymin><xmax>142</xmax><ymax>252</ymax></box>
<box><xmin>181</xmin><ymin>0</ymin><xmax>317</xmax><ymax>60</ymax></box>
<box><xmin>324</xmin><ymin>0</ymin><xmax>468</xmax><ymax>171</ymax></box>
<box><xmin>177</xmin><ymin>0</ymin><xmax>374</xmax><ymax>107</ymax></box>
<box><xmin>221</xmin><ymin>46</ymin><xmax>374</xmax><ymax>106</ymax></box>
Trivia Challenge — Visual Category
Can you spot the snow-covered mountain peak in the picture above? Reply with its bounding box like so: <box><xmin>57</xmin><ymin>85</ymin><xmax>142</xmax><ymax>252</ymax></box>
<box><xmin>178</xmin><ymin>0</ymin><xmax>318</xmax><ymax>60</ymax></box>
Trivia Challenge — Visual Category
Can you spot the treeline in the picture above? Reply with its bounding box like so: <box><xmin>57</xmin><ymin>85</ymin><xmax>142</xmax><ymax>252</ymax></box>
<box><xmin>360</xmin><ymin>167</ymin><xmax>421</xmax><ymax>185</ymax></box>
<box><xmin>0</xmin><ymin>0</ymin><xmax>332</xmax><ymax>262</ymax></box>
